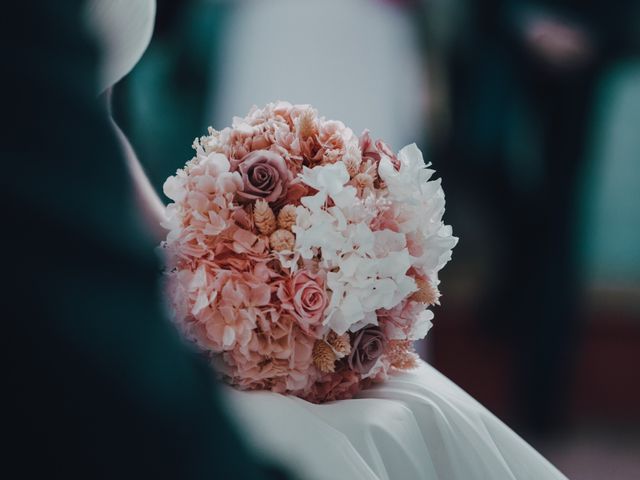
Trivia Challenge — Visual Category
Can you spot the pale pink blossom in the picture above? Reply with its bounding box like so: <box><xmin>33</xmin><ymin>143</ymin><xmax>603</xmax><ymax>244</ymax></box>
<box><xmin>359</xmin><ymin>129</ymin><xmax>400</xmax><ymax>170</ymax></box>
<box><xmin>359</xmin><ymin>129</ymin><xmax>381</xmax><ymax>163</ymax></box>
<box><xmin>224</xmin><ymin>314</ymin><xmax>316</xmax><ymax>394</ymax></box>
<box><xmin>317</xmin><ymin>120</ymin><xmax>357</xmax><ymax>165</ymax></box>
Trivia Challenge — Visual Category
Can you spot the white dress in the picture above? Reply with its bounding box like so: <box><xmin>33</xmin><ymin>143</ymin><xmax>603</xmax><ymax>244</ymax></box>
<box><xmin>226</xmin><ymin>361</ymin><xmax>568</xmax><ymax>480</ymax></box>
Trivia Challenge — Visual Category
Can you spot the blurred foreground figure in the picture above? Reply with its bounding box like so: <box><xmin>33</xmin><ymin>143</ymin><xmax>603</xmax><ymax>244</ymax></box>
<box><xmin>439</xmin><ymin>0</ymin><xmax>639</xmax><ymax>435</ymax></box>
<box><xmin>4</xmin><ymin>1</ymin><xmax>292</xmax><ymax>478</ymax></box>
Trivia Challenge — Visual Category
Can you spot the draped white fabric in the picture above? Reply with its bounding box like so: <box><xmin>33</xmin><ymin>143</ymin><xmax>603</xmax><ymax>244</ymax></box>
<box><xmin>225</xmin><ymin>361</ymin><xmax>568</xmax><ymax>480</ymax></box>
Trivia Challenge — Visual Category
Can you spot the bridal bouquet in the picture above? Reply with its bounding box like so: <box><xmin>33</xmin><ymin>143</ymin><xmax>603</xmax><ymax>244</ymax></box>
<box><xmin>162</xmin><ymin>102</ymin><xmax>456</xmax><ymax>402</ymax></box>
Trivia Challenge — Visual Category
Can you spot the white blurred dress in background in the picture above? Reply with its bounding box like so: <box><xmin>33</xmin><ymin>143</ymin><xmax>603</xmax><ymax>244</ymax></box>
<box><xmin>211</xmin><ymin>0</ymin><xmax>427</xmax><ymax>151</ymax></box>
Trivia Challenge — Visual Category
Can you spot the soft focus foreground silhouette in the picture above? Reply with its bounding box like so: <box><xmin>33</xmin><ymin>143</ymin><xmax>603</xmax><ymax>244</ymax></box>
<box><xmin>5</xmin><ymin>1</ymin><xmax>294</xmax><ymax>478</ymax></box>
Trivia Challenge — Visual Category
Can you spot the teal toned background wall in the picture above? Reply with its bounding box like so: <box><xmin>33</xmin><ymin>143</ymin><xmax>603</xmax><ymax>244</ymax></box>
<box><xmin>583</xmin><ymin>62</ymin><xmax>640</xmax><ymax>285</ymax></box>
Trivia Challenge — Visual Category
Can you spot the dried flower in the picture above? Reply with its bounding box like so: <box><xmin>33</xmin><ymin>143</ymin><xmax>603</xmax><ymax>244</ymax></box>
<box><xmin>343</xmin><ymin>152</ymin><xmax>361</xmax><ymax>178</ymax></box>
<box><xmin>391</xmin><ymin>353</ymin><xmax>418</xmax><ymax>370</ymax></box>
<box><xmin>277</xmin><ymin>204</ymin><xmax>298</xmax><ymax>230</ymax></box>
<box><xmin>269</xmin><ymin>228</ymin><xmax>295</xmax><ymax>252</ymax></box>
<box><xmin>313</xmin><ymin>340</ymin><xmax>336</xmax><ymax>373</ymax></box>
<box><xmin>254</xmin><ymin>200</ymin><xmax>277</xmax><ymax>235</ymax></box>
<box><xmin>386</xmin><ymin>340</ymin><xmax>418</xmax><ymax>370</ymax></box>
<box><xmin>297</xmin><ymin>109</ymin><xmax>317</xmax><ymax>140</ymax></box>
<box><xmin>354</xmin><ymin>172</ymin><xmax>374</xmax><ymax>195</ymax></box>
<box><xmin>360</xmin><ymin>158</ymin><xmax>378</xmax><ymax>183</ymax></box>
<box><xmin>326</xmin><ymin>330</ymin><xmax>351</xmax><ymax>358</ymax></box>
<box><xmin>410</xmin><ymin>277</ymin><xmax>440</xmax><ymax>305</ymax></box>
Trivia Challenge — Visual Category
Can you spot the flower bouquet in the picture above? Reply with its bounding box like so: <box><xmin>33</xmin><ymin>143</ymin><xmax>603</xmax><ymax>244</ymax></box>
<box><xmin>162</xmin><ymin>102</ymin><xmax>457</xmax><ymax>403</ymax></box>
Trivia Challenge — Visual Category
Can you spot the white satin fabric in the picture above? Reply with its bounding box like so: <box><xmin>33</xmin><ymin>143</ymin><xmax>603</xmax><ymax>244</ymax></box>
<box><xmin>225</xmin><ymin>361</ymin><xmax>568</xmax><ymax>480</ymax></box>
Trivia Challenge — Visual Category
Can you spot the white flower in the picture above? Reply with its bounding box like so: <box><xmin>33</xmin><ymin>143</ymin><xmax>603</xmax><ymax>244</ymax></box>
<box><xmin>378</xmin><ymin>143</ymin><xmax>434</xmax><ymax>203</ymax></box>
<box><xmin>293</xmin><ymin>207</ymin><xmax>346</xmax><ymax>262</ymax></box>
<box><xmin>300</xmin><ymin>162</ymin><xmax>350</xmax><ymax>196</ymax></box>
<box><xmin>373</xmin><ymin>229</ymin><xmax>407</xmax><ymax>257</ymax></box>
<box><xmin>409</xmin><ymin>310</ymin><xmax>434</xmax><ymax>340</ymax></box>
<box><xmin>292</xmin><ymin>158</ymin><xmax>439</xmax><ymax>335</ymax></box>
<box><xmin>321</xmin><ymin>248</ymin><xmax>417</xmax><ymax>334</ymax></box>
<box><xmin>273</xmin><ymin>249</ymin><xmax>300</xmax><ymax>272</ymax></box>
<box><xmin>298</xmin><ymin>162</ymin><xmax>353</xmax><ymax>212</ymax></box>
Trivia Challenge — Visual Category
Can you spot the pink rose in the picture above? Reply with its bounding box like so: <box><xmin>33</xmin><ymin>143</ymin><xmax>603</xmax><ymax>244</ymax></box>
<box><xmin>348</xmin><ymin>327</ymin><xmax>386</xmax><ymax>374</ymax></box>
<box><xmin>237</xmin><ymin>150</ymin><xmax>291</xmax><ymax>203</ymax></box>
<box><xmin>278</xmin><ymin>270</ymin><xmax>328</xmax><ymax>334</ymax></box>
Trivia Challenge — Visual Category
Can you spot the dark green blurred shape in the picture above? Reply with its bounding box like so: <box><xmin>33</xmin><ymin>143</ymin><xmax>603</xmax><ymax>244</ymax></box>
<box><xmin>5</xmin><ymin>1</ymin><xmax>291</xmax><ymax>478</ymax></box>
<box><xmin>436</xmin><ymin>0</ymin><xmax>640</xmax><ymax>436</ymax></box>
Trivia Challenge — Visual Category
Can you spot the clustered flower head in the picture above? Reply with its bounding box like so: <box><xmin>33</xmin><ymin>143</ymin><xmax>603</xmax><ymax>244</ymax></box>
<box><xmin>163</xmin><ymin>102</ymin><xmax>457</xmax><ymax>403</ymax></box>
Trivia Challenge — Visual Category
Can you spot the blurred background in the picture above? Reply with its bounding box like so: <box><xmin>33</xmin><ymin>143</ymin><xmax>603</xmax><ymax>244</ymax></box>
<box><xmin>112</xmin><ymin>0</ymin><xmax>640</xmax><ymax>478</ymax></box>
